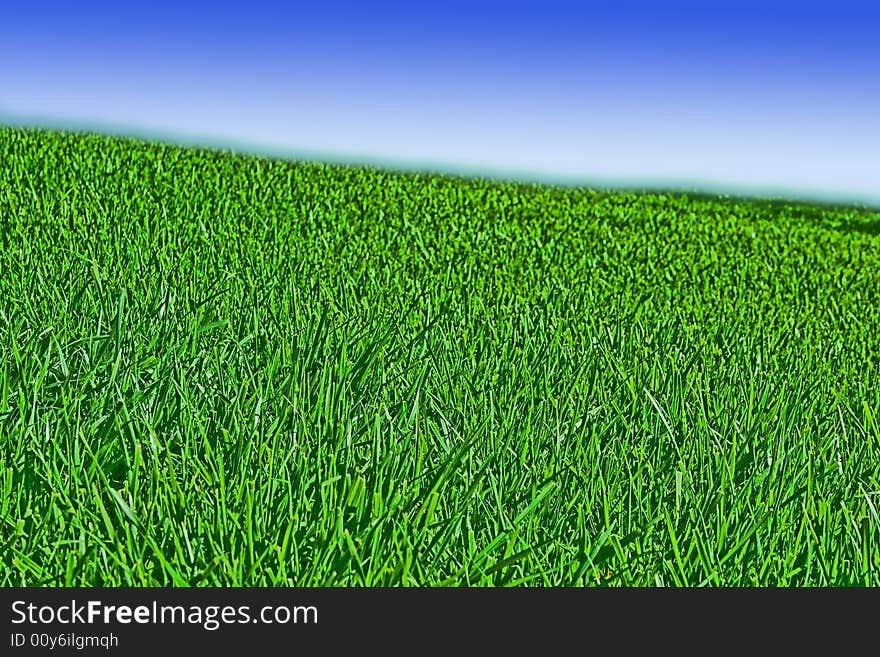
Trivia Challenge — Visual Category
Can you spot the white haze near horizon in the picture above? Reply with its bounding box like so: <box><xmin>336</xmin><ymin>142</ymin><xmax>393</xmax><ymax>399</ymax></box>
<box><xmin>2</xmin><ymin>50</ymin><xmax>878</xmax><ymax>206</ymax></box>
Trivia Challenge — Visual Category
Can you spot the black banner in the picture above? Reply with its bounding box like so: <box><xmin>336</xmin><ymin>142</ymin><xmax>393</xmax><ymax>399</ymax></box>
<box><xmin>0</xmin><ymin>587</ymin><xmax>875</xmax><ymax>654</ymax></box>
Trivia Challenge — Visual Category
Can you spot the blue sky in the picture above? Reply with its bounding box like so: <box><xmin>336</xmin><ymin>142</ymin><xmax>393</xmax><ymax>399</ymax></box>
<box><xmin>2</xmin><ymin>0</ymin><xmax>878</xmax><ymax>204</ymax></box>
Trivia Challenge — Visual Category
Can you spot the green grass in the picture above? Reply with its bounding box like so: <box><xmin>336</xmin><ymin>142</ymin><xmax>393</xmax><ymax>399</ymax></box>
<box><xmin>1</xmin><ymin>126</ymin><xmax>879</xmax><ymax>586</ymax></box>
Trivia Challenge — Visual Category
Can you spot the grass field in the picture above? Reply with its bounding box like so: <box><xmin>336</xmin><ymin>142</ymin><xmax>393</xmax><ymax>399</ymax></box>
<box><xmin>1</xmin><ymin>127</ymin><xmax>879</xmax><ymax>586</ymax></box>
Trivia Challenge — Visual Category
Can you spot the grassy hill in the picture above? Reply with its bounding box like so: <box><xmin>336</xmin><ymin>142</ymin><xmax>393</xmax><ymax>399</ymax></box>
<box><xmin>1</xmin><ymin>127</ymin><xmax>879</xmax><ymax>585</ymax></box>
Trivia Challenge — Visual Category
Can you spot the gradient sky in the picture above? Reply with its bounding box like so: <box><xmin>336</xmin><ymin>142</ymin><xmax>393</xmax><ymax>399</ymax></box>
<box><xmin>2</xmin><ymin>0</ymin><xmax>878</xmax><ymax>204</ymax></box>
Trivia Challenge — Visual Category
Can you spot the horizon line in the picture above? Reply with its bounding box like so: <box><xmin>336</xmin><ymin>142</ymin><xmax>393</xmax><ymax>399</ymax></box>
<box><xmin>3</xmin><ymin>112</ymin><xmax>878</xmax><ymax>212</ymax></box>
